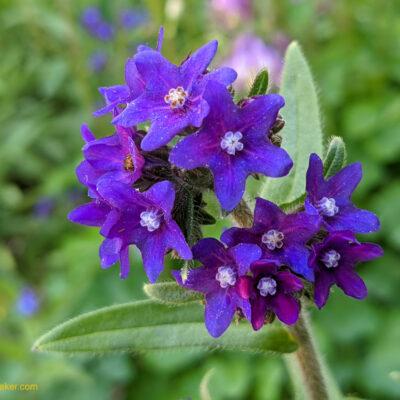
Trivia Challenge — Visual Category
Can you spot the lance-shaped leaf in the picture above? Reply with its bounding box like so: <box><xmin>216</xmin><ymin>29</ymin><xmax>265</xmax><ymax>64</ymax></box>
<box><xmin>33</xmin><ymin>300</ymin><xmax>298</xmax><ymax>355</ymax></box>
<box><xmin>323</xmin><ymin>136</ymin><xmax>347</xmax><ymax>179</ymax></box>
<box><xmin>248</xmin><ymin>69</ymin><xmax>269</xmax><ymax>97</ymax></box>
<box><xmin>144</xmin><ymin>281</ymin><xmax>203</xmax><ymax>305</ymax></box>
<box><xmin>260</xmin><ymin>42</ymin><xmax>323</xmax><ymax>204</ymax></box>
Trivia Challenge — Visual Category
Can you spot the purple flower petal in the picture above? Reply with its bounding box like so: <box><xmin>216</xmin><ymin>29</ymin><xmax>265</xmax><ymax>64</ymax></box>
<box><xmin>314</xmin><ymin>271</ymin><xmax>335</xmax><ymax>309</ymax></box>
<box><xmin>271</xmin><ymin>293</ymin><xmax>300</xmax><ymax>325</ymax></box>
<box><xmin>326</xmin><ymin>162</ymin><xmax>362</xmax><ymax>201</ymax></box>
<box><xmin>284</xmin><ymin>245</ymin><xmax>314</xmax><ymax>281</ymax></box>
<box><xmin>192</xmin><ymin>238</ymin><xmax>228</xmax><ymax>268</ymax></box>
<box><xmin>335</xmin><ymin>268</ymin><xmax>367</xmax><ymax>300</ymax></box>
<box><xmin>165</xmin><ymin>221</ymin><xmax>193</xmax><ymax>260</ymax></box>
<box><xmin>203</xmin><ymin>67</ymin><xmax>237</xmax><ymax>86</ymax></box>
<box><xmin>250</xmin><ymin>296</ymin><xmax>268</xmax><ymax>330</ymax></box>
<box><xmin>205</xmin><ymin>290</ymin><xmax>236</xmax><ymax>337</ymax></box>
<box><xmin>100</xmin><ymin>237</ymin><xmax>122</xmax><ymax>267</ymax></box>
<box><xmin>68</xmin><ymin>202</ymin><xmax>109</xmax><ymax>226</ymax></box>
<box><xmin>142</xmin><ymin>181</ymin><xmax>176</xmax><ymax>217</ymax></box>
<box><xmin>228</xmin><ymin>243</ymin><xmax>261</xmax><ymax>275</ymax></box>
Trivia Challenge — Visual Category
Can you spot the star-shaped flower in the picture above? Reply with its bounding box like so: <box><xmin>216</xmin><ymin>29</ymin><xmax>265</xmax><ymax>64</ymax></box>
<box><xmin>170</xmin><ymin>82</ymin><xmax>293</xmax><ymax>211</ymax></box>
<box><xmin>173</xmin><ymin>238</ymin><xmax>261</xmax><ymax>337</ymax></box>
<box><xmin>309</xmin><ymin>231</ymin><xmax>383</xmax><ymax>308</ymax></box>
<box><xmin>237</xmin><ymin>260</ymin><xmax>303</xmax><ymax>330</ymax></box>
<box><xmin>96</xmin><ymin>179</ymin><xmax>192</xmax><ymax>281</ymax></box>
<box><xmin>221</xmin><ymin>198</ymin><xmax>320</xmax><ymax>279</ymax></box>
<box><xmin>305</xmin><ymin>153</ymin><xmax>380</xmax><ymax>233</ymax></box>
<box><xmin>113</xmin><ymin>41</ymin><xmax>237</xmax><ymax>151</ymax></box>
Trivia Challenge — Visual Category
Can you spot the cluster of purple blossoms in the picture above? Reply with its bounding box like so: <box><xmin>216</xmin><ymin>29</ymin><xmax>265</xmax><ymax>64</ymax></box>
<box><xmin>70</xmin><ymin>29</ymin><xmax>383</xmax><ymax>338</ymax></box>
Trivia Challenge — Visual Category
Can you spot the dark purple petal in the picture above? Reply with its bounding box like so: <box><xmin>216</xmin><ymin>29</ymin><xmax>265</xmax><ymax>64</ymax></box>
<box><xmin>97</xmin><ymin>178</ymin><xmax>144</xmax><ymax>209</ymax></box>
<box><xmin>284</xmin><ymin>245</ymin><xmax>314</xmax><ymax>281</ymax></box>
<box><xmin>99</xmin><ymin>238</ymin><xmax>122</xmax><ymax>267</ymax></box>
<box><xmin>68</xmin><ymin>202</ymin><xmax>109</xmax><ymax>226</ymax></box>
<box><xmin>325</xmin><ymin>162</ymin><xmax>362</xmax><ymax>200</ymax></box>
<box><xmin>125</xmin><ymin>58</ymin><xmax>145</xmax><ymax>96</ymax></box>
<box><xmin>165</xmin><ymin>221</ymin><xmax>192</xmax><ymax>260</ymax></box>
<box><xmin>326</xmin><ymin>205</ymin><xmax>380</xmax><ymax>234</ymax></box>
<box><xmin>100</xmin><ymin>209</ymin><xmax>121</xmax><ymax>237</ymax></box>
<box><xmin>314</xmin><ymin>271</ymin><xmax>335</xmax><ymax>309</ymax></box>
<box><xmin>335</xmin><ymin>268</ymin><xmax>367</xmax><ymax>300</ymax></box>
<box><xmin>276</xmin><ymin>271</ymin><xmax>303</xmax><ymax>293</ymax></box>
<box><xmin>228</xmin><ymin>243</ymin><xmax>261</xmax><ymax>275</ymax></box>
<box><xmin>143</xmin><ymin>181</ymin><xmax>176</xmax><ymax>217</ymax></box>
<box><xmin>306</xmin><ymin>153</ymin><xmax>325</xmax><ymax>198</ymax></box>
<box><xmin>236</xmin><ymin>276</ymin><xmax>253</xmax><ymax>299</ymax></box>
<box><xmin>205</xmin><ymin>290</ymin><xmax>236</xmax><ymax>337</ymax></box>
<box><xmin>138</xmin><ymin>232</ymin><xmax>166</xmax><ymax>283</ymax></box>
<box><xmin>81</xmin><ymin>124</ymin><xmax>95</xmax><ymax>142</ymax></box>
<box><xmin>250</xmin><ymin>260</ymin><xmax>279</xmax><ymax>277</ymax></box>
<box><xmin>254</xmin><ymin>198</ymin><xmax>284</xmax><ymax>228</ymax></box>
<box><xmin>271</xmin><ymin>293</ymin><xmax>300</xmax><ymax>325</ymax></box>
<box><xmin>192</xmin><ymin>238</ymin><xmax>228</xmax><ymax>268</ymax></box>
<box><xmin>281</xmin><ymin>212</ymin><xmax>320</xmax><ymax>244</ymax></box>
<box><xmin>172</xmin><ymin>266</ymin><xmax>219</xmax><ymax>293</ymax></box>
<box><xmin>94</xmin><ymin>85</ymin><xmax>131</xmax><ymax>117</ymax></box>
<box><xmin>250</xmin><ymin>296</ymin><xmax>268</xmax><ymax>330</ymax></box>
<box><xmin>345</xmin><ymin>242</ymin><xmax>383</xmax><ymax>263</ymax></box>
<box><xmin>221</xmin><ymin>226</ymin><xmax>259</xmax><ymax>247</ymax></box>
<box><xmin>203</xmin><ymin>67</ymin><xmax>237</xmax><ymax>86</ymax></box>
<box><xmin>169</xmin><ymin>129</ymin><xmax>219</xmax><ymax>169</ymax></box>
<box><xmin>180</xmin><ymin>40</ymin><xmax>218</xmax><ymax>86</ymax></box>
<box><xmin>185</xmin><ymin>97</ymin><xmax>210</xmax><ymax>128</ymax></box>
<box><xmin>119</xmin><ymin>246</ymin><xmax>131</xmax><ymax>279</ymax></box>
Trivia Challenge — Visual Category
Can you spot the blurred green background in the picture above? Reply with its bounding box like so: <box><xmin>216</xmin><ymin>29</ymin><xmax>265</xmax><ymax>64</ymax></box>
<box><xmin>0</xmin><ymin>0</ymin><xmax>399</xmax><ymax>399</ymax></box>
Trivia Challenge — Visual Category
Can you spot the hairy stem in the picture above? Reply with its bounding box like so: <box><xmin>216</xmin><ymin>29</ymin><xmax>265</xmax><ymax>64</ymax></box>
<box><xmin>287</xmin><ymin>308</ymin><xmax>330</xmax><ymax>400</ymax></box>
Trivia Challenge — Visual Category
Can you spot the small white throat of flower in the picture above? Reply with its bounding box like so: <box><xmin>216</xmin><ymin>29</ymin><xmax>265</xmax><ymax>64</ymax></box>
<box><xmin>316</xmin><ymin>197</ymin><xmax>339</xmax><ymax>217</ymax></box>
<box><xmin>321</xmin><ymin>249</ymin><xmax>341</xmax><ymax>269</ymax></box>
<box><xmin>220</xmin><ymin>131</ymin><xmax>244</xmax><ymax>155</ymax></box>
<box><xmin>257</xmin><ymin>277</ymin><xmax>277</xmax><ymax>297</ymax></box>
<box><xmin>140</xmin><ymin>209</ymin><xmax>161</xmax><ymax>232</ymax></box>
<box><xmin>215</xmin><ymin>266</ymin><xmax>237</xmax><ymax>288</ymax></box>
<box><xmin>164</xmin><ymin>86</ymin><xmax>188</xmax><ymax>109</ymax></box>
<box><xmin>262</xmin><ymin>229</ymin><xmax>284</xmax><ymax>250</ymax></box>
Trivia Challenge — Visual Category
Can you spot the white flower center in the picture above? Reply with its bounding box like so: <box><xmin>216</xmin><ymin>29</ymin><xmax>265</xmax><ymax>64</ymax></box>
<box><xmin>257</xmin><ymin>277</ymin><xmax>277</xmax><ymax>297</ymax></box>
<box><xmin>321</xmin><ymin>249</ymin><xmax>341</xmax><ymax>269</ymax></box>
<box><xmin>215</xmin><ymin>266</ymin><xmax>237</xmax><ymax>288</ymax></box>
<box><xmin>140</xmin><ymin>209</ymin><xmax>161</xmax><ymax>232</ymax></box>
<box><xmin>316</xmin><ymin>197</ymin><xmax>339</xmax><ymax>217</ymax></box>
<box><xmin>261</xmin><ymin>229</ymin><xmax>284</xmax><ymax>250</ymax></box>
<box><xmin>220</xmin><ymin>131</ymin><xmax>244</xmax><ymax>155</ymax></box>
<box><xmin>164</xmin><ymin>86</ymin><xmax>188</xmax><ymax>109</ymax></box>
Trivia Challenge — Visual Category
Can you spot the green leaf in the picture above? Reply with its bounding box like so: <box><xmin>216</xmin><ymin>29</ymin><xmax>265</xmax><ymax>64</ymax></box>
<box><xmin>33</xmin><ymin>300</ymin><xmax>297</xmax><ymax>355</ymax></box>
<box><xmin>260</xmin><ymin>42</ymin><xmax>323</xmax><ymax>204</ymax></box>
<box><xmin>248</xmin><ymin>69</ymin><xmax>269</xmax><ymax>97</ymax></box>
<box><xmin>323</xmin><ymin>136</ymin><xmax>347</xmax><ymax>179</ymax></box>
<box><xmin>144</xmin><ymin>281</ymin><xmax>203</xmax><ymax>305</ymax></box>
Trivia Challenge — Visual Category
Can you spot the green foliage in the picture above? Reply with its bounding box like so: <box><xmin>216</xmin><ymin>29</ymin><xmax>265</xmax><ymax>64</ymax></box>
<box><xmin>143</xmin><ymin>281</ymin><xmax>203</xmax><ymax>304</ymax></box>
<box><xmin>248</xmin><ymin>69</ymin><xmax>269</xmax><ymax>97</ymax></box>
<box><xmin>33</xmin><ymin>300</ymin><xmax>298</xmax><ymax>355</ymax></box>
<box><xmin>260</xmin><ymin>41</ymin><xmax>324</xmax><ymax>204</ymax></box>
<box><xmin>323</xmin><ymin>136</ymin><xmax>347</xmax><ymax>179</ymax></box>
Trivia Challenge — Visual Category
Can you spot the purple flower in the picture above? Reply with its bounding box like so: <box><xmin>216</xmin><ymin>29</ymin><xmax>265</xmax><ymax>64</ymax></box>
<box><xmin>305</xmin><ymin>154</ymin><xmax>380</xmax><ymax>234</ymax></box>
<box><xmin>222</xmin><ymin>198</ymin><xmax>320</xmax><ymax>279</ymax></box>
<box><xmin>94</xmin><ymin>179</ymin><xmax>192</xmax><ymax>282</ymax></box>
<box><xmin>223</xmin><ymin>34</ymin><xmax>283</xmax><ymax>92</ymax></box>
<box><xmin>93</xmin><ymin>28</ymin><xmax>164</xmax><ymax>117</ymax></box>
<box><xmin>16</xmin><ymin>287</ymin><xmax>40</xmax><ymax>316</ymax></box>
<box><xmin>81</xmin><ymin>7</ymin><xmax>114</xmax><ymax>41</ymax></box>
<box><xmin>173</xmin><ymin>238</ymin><xmax>261</xmax><ymax>337</ymax></box>
<box><xmin>89</xmin><ymin>51</ymin><xmax>108</xmax><ymax>72</ymax></box>
<box><xmin>309</xmin><ymin>231</ymin><xmax>383</xmax><ymax>308</ymax></box>
<box><xmin>170</xmin><ymin>82</ymin><xmax>292</xmax><ymax>211</ymax></box>
<box><xmin>112</xmin><ymin>40</ymin><xmax>237</xmax><ymax>151</ymax></box>
<box><xmin>78</xmin><ymin>123</ymin><xmax>144</xmax><ymax>190</ymax></box>
<box><xmin>119</xmin><ymin>9</ymin><xmax>148</xmax><ymax>30</ymax></box>
<box><xmin>237</xmin><ymin>261</ymin><xmax>303</xmax><ymax>330</ymax></box>
<box><xmin>210</xmin><ymin>0</ymin><xmax>252</xmax><ymax>29</ymax></box>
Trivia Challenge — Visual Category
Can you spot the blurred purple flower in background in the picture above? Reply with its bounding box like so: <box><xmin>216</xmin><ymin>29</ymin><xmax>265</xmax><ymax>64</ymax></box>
<box><xmin>16</xmin><ymin>287</ymin><xmax>40</xmax><ymax>316</ymax></box>
<box><xmin>89</xmin><ymin>51</ymin><xmax>108</xmax><ymax>72</ymax></box>
<box><xmin>223</xmin><ymin>33</ymin><xmax>284</xmax><ymax>92</ymax></box>
<box><xmin>210</xmin><ymin>0</ymin><xmax>252</xmax><ymax>29</ymax></box>
<box><xmin>81</xmin><ymin>6</ymin><xmax>114</xmax><ymax>41</ymax></box>
<box><xmin>119</xmin><ymin>9</ymin><xmax>148</xmax><ymax>30</ymax></box>
<box><xmin>33</xmin><ymin>197</ymin><xmax>55</xmax><ymax>218</ymax></box>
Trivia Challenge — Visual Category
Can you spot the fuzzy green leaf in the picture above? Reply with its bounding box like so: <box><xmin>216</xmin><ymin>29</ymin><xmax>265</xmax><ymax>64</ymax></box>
<box><xmin>248</xmin><ymin>69</ymin><xmax>269</xmax><ymax>97</ymax></box>
<box><xmin>33</xmin><ymin>300</ymin><xmax>298</xmax><ymax>355</ymax></box>
<box><xmin>260</xmin><ymin>42</ymin><xmax>323</xmax><ymax>204</ymax></box>
<box><xmin>144</xmin><ymin>281</ymin><xmax>203</xmax><ymax>304</ymax></box>
<box><xmin>323</xmin><ymin>136</ymin><xmax>347</xmax><ymax>179</ymax></box>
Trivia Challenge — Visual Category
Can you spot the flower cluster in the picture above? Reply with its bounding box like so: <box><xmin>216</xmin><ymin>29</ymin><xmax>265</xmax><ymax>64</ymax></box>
<box><xmin>70</xmin><ymin>30</ymin><xmax>383</xmax><ymax>338</ymax></box>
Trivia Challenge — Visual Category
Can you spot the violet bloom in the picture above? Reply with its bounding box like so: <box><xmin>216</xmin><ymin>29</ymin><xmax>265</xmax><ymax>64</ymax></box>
<box><xmin>173</xmin><ymin>238</ymin><xmax>261</xmax><ymax>337</ymax></box>
<box><xmin>237</xmin><ymin>261</ymin><xmax>303</xmax><ymax>330</ymax></box>
<box><xmin>16</xmin><ymin>287</ymin><xmax>40</xmax><ymax>316</ymax></box>
<box><xmin>119</xmin><ymin>9</ymin><xmax>148</xmax><ymax>30</ymax></box>
<box><xmin>93</xmin><ymin>28</ymin><xmax>164</xmax><ymax>117</ymax></box>
<box><xmin>170</xmin><ymin>81</ymin><xmax>292</xmax><ymax>211</ymax></box>
<box><xmin>210</xmin><ymin>0</ymin><xmax>252</xmax><ymax>29</ymax></box>
<box><xmin>222</xmin><ymin>198</ymin><xmax>320</xmax><ymax>279</ymax></box>
<box><xmin>89</xmin><ymin>51</ymin><xmax>108</xmax><ymax>72</ymax></box>
<box><xmin>79</xmin><ymin>123</ymin><xmax>144</xmax><ymax>188</ymax></box>
<box><xmin>309</xmin><ymin>231</ymin><xmax>383</xmax><ymax>308</ymax></box>
<box><xmin>95</xmin><ymin>179</ymin><xmax>192</xmax><ymax>282</ymax></box>
<box><xmin>113</xmin><ymin>40</ymin><xmax>237</xmax><ymax>151</ymax></box>
<box><xmin>81</xmin><ymin>7</ymin><xmax>114</xmax><ymax>41</ymax></box>
<box><xmin>305</xmin><ymin>154</ymin><xmax>380</xmax><ymax>233</ymax></box>
<box><xmin>223</xmin><ymin>33</ymin><xmax>283</xmax><ymax>92</ymax></box>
